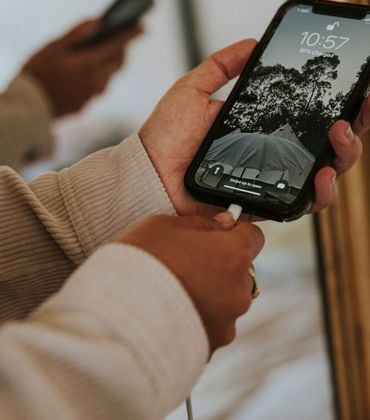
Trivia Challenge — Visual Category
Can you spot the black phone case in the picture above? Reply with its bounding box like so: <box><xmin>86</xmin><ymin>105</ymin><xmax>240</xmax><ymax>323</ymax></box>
<box><xmin>184</xmin><ymin>0</ymin><xmax>370</xmax><ymax>222</ymax></box>
<box><xmin>75</xmin><ymin>0</ymin><xmax>153</xmax><ymax>49</ymax></box>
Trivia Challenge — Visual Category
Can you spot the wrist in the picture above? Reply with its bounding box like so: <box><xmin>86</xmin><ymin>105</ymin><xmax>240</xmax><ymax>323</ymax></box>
<box><xmin>138</xmin><ymin>132</ymin><xmax>180</xmax><ymax>215</ymax></box>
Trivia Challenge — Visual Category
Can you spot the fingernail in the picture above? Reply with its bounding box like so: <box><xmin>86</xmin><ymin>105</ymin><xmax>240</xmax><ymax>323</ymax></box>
<box><xmin>213</xmin><ymin>212</ymin><xmax>235</xmax><ymax>225</ymax></box>
<box><xmin>346</xmin><ymin>125</ymin><xmax>355</xmax><ymax>142</ymax></box>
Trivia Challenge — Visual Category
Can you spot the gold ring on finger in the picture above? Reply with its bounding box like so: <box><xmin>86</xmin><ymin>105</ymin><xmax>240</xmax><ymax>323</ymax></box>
<box><xmin>248</xmin><ymin>267</ymin><xmax>260</xmax><ymax>299</ymax></box>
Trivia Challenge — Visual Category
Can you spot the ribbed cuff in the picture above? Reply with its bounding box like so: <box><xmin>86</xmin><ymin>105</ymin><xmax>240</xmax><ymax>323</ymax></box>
<box><xmin>12</xmin><ymin>73</ymin><xmax>54</xmax><ymax>125</ymax></box>
<box><xmin>0</xmin><ymin>74</ymin><xmax>54</xmax><ymax>170</ymax></box>
<box><xmin>58</xmin><ymin>134</ymin><xmax>177</xmax><ymax>260</ymax></box>
<box><xmin>36</xmin><ymin>244</ymin><xmax>209</xmax><ymax>416</ymax></box>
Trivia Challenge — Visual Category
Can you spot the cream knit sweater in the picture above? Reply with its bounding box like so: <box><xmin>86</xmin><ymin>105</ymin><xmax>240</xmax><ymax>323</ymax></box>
<box><xmin>0</xmin><ymin>81</ymin><xmax>209</xmax><ymax>419</ymax></box>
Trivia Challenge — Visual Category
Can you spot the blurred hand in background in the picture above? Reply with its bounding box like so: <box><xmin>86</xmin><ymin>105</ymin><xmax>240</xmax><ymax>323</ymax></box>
<box><xmin>23</xmin><ymin>20</ymin><xmax>142</xmax><ymax>117</ymax></box>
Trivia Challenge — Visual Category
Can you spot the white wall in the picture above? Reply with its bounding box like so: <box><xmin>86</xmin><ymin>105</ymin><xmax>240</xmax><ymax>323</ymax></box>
<box><xmin>195</xmin><ymin>0</ymin><xmax>285</xmax><ymax>52</ymax></box>
<box><xmin>193</xmin><ymin>0</ymin><xmax>286</xmax><ymax>100</ymax></box>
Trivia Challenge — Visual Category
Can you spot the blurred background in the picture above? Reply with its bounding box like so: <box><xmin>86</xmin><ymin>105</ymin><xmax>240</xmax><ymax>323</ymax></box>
<box><xmin>0</xmin><ymin>0</ymin><xmax>334</xmax><ymax>419</ymax></box>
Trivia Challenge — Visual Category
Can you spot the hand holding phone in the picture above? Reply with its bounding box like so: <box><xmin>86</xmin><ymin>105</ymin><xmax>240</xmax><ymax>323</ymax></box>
<box><xmin>75</xmin><ymin>0</ymin><xmax>153</xmax><ymax>49</ymax></box>
<box><xmin>185</xmin><ymin>0</ymin><xmax>370</xmax><ymax>221</ymax></box>
<box><xmin>139</xmin><ymin>41</ymin><xmax>366</xmax><ymax>223</ymax></box>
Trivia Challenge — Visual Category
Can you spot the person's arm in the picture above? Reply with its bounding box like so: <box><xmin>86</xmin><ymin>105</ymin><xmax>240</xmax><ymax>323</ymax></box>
<box><xmin>0</xmin><ymin>244</ymin><xmax>209</xmax><ymax>420</ymax></box>
<box><xmin>1</xmin><ymin>40</ymin><xmax>365</xmax><ymax>324</ymax></box>
<box><xmin>0</xmin><ymin>73</ymin><xmax>54</xmax><ymax>171</ymax></box>
<box><xmin>0</xmin><ymin>206</ymin><xmax>264</xmax><ymax>420</ymax></box>
<box><xmin>0</xmin><ymin>134</ymin><xmax>176</xmax><ymax>323</ymax></box>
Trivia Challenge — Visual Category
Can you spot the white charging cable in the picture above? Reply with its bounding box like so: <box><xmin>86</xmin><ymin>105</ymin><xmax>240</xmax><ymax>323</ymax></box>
<box><xmin>185</xmin><ymin>204</ymin><xmax>243</xmax><ymax>420</ymax></box>
<box><xmin>186</xmin><ymin>397</ymin><xmax>194</xmax><ymax>420</ymax></box>
<box><xmin>227</xmin><ymin>204</ymin><xmax>243</xmax><ymax>223</ymax></box>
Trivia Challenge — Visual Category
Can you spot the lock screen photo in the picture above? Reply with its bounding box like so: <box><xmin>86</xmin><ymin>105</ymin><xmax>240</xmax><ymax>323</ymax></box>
<box><xmin>195</xmin><ymin>4</ymin><xmax>370</xmax><ymax>205</ymax></box>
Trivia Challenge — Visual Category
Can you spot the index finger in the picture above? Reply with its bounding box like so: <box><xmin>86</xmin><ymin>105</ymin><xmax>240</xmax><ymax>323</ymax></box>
<box><xmin>233</xmin><ymin>221</ymin><xmax>265</xmax><ymax>260</ymax></box>
<box><xmin>178</xmin><ymin>39</ymin><xmax>257</xmax><ymax>96</ymax></box>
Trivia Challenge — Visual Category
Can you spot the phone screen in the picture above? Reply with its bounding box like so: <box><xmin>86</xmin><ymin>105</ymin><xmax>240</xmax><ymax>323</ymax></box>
<box><xmin>194</xmin><ymin>4</ymin><xmax>370</xmax><ymax>207</ymax></box>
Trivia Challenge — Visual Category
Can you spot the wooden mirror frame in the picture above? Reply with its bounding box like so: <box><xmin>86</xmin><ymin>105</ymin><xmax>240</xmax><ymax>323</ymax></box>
<box><xmin>317</xmin><ymin>135</ymin><xmax>370</xmax><ymax>420</ymax></box>
<box><xmin>316</xmin><ymin>2</ymin><xmax>370</xmax><ymax>417</ymax></box>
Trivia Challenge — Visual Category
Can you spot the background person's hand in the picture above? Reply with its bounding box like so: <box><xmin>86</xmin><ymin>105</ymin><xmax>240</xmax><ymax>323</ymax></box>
<box><xmin>23</xmin><ymin>20</ymin><xmax>142</xmax><ymax>117</ymax></box>
<box><xmin>139</xmin><ymin>40</ymin><xmax>368</xmax><ymax>219</ymax></box>
<box><xmin>115</xmin><ymin>212</ymin><xmax>265</xmax><ymax>355</ymax></box>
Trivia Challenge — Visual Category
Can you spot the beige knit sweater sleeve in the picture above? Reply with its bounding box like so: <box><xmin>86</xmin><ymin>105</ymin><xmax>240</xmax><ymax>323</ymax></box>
<box><xmin>0</xmin><ymin>134</ymin><xmax>209</xmax><ymax>419</ymax></box>
<box><xmin>0</xmin><ymin>245</ymin><xmax>208</xmax><ymax>420</ymax></box>
<box><xmin>0</xmin><ymin>133</ymin><xmax>177</xmax><ymax>322</ymax></box>
<box><xmin>0</xmin><ymin>73</ymin><xmax>54</xmax><ymax>171</ymax></box>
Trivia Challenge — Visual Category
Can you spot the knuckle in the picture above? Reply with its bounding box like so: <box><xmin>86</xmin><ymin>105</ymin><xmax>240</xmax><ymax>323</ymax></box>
<box><xmin>239</xmin><ymin>246</ymin><xmax>253</xmax><ymax>264</ymax></box>
<box><xmin>224</xmin><ymin>246</ymin><xmax>249</xmax><ymax>275</ymax></box>
<box><xmin>336</xmin><ymin>137</ymin><xmax>363</xmax><ymax>172</ymax></box>
<box><xmin>235</xmin><ymin>292</ymin><xmax>252</xmax><ymax>317</ymax></box>
<box><xmin>236</xmin><ymin>221</ymin><xmax>265</xmax><ymax>247</ymax></box>
<box><xmin>250</xmin><ymin>224</ymin><xmax>265</xmax><ymax>248</ymax></box>
<box><xmin>235</xmin><ymin>243</ymin><xmax>253</xmax><ymax>266</ymax></box>
<box><xmin>224</xmin><ymin>325</ymin><xmax>237</xmax><ymax>346</ymax></box>
<box><xmin>216</xmin><ymin>325</ymin><xmax>237</xmax><ymax>349</ymax></box>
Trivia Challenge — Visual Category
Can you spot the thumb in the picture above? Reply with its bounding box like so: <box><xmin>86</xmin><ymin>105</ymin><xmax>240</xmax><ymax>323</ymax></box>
<box><xmin>177</xmin><ymin>39</ymin><xmax>257</xmax><ymax>96</ymax></box>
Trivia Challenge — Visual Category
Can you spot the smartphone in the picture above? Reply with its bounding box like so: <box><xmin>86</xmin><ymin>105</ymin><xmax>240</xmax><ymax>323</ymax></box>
<box><xmin>75</xmin><ymin>0</ymin><xmax>154</xmax><ymax>49</ymax></box>
<box><xmin>185</xmin><ymin>0</ymin><xmax>370</xmax><ymax>222</ymax></box>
